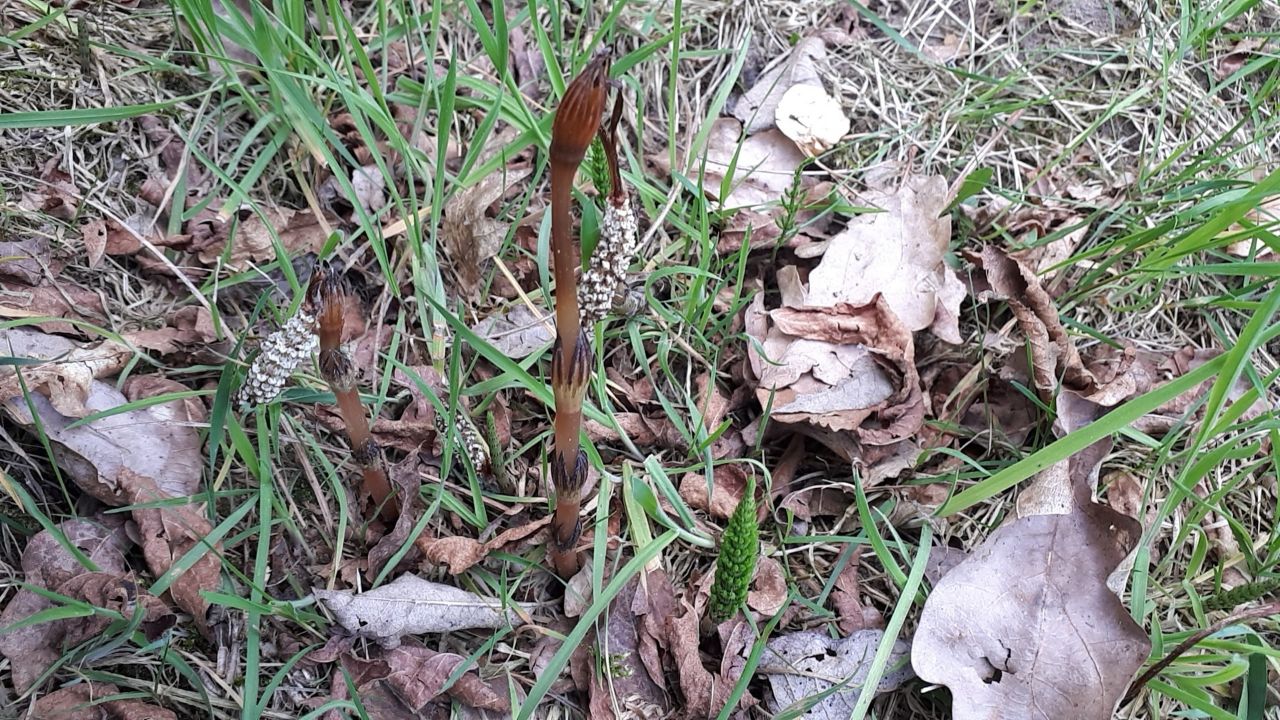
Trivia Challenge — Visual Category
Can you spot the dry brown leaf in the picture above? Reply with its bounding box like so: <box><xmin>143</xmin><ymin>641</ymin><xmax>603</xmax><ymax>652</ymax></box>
<box><xmin>912</xmin><ymin>437</ymin><xmax>1149</xmax><ymax>720</ymax></box>
<box><xmin>351</xmin><ymin>164</ymin><xmax>387</xmax><ymax>215</ymax></box>
<box><xmin>807</xmin><ymin>174</ymin><xmax>961</xmax><ymax>338</ymax></box>
<box><xmin>31</xmin><ymin>681</ymin><xmax>178</xmax><ymax>720</ymax></box>
<box><xmin>0</xmin><ymin>237</ymin><xmax>49</xmax><ymax>285</ymax></box>
<box><xmin>732</xmin><ymin>36</ymin><xmax>827</xmax><ymax>134</ymax></box>
<box><xmin>0</xmin><ymin>327</ymin><xmax>132</xmax><ymax>418</ymax></box>
<box><xmin>746</xmin><ymin>556</ymin><xmax>787</xmax><ymax>617</ymax></box>
<box><xmin>191</xmin><ymin>206</ymin><xmax>330</xmax><ymax>270</ymax></box>
<box><xmin>678</xmin><ymin>464</ymin><xmax>749</xmax><ymax>519</ymax></box>
<box><xmin>0</xmin><ymin>281</ymin><xmax>107</xmax><ymax>335</ymax></box>
<box><xmin>756</xmin><ymin>630</ymin><xmax>913</xmax><ymax>718</ymax></box>
<box><xmin>830</xmin><ymin>549</ymin><xmax>883</xmax><ymax>634</ymax></box>
<box><xmin>746</xmin><ymin>295</ymin><xmax>925</xmax><ymax>444</ymax></box>
<box><xmin>665</xmin><ymin>600</ymin><xmax>719</xmax><ymax>718</ymax></box>
<box><xmin>2</xmin><ymin>375</ymin><xmax>201</xmax><ymax>504</ymax></box>
<box><xmin>314</xmin><ymin>574</ymin><xmax>525</xmax><ymax>649</ymax></box>
<box><xmin>123</xmin><ymin>306</ymin><xmax>217</xmax><ymax>357</ymax></box>
<box><xmin>702</xmin><ymin>118</ymin><xmax>806</xmax><ymax>209</ymax></box>
<box><xmin>0</xmin><ymin>520</ymin><xmax>130</xmax><ymax>693</ymax></box>
<box><xmin>471</xmin><ymin>304</ymin><xmax>553</xmax><ymax>359</ymax></box>
<box><xmin>971</xmin><ymin>246</ymin><xmax>1088</xmax><ymax>395</ymax></box>
<box><xmin>121</xmin><ymin>470</ymin><xmax>219</xmax><ymax>638</ymax></box>
<box><xmin>443</xmin><ymin>168</ymin><xmax>532</xmax><ymax>293</ymax></box>
<box><xmin>922</xmin><ymin>32</ymin><xmax>969</xmax><ymax>63</ymax></box>
<box><xmin>417</xmin><ymin>516</ymin><xmax>551</xmax><ymax>575</ymax></box>
<box><xmin>54</xmin><ymin>572</ymin><xmax>176</xmax><ymax>648</ymax></box>
<box><xmin>563</xmin><ymin>562</ymin><xmax>594</xmax><ymax>618</ymax></box>
<box><xmin>1216</xmin><ymin>37</ymin><xmax>1267</xmax><ymax>81</ymax></box>
<box><xmin>633</xmin><ymin>569</ymin><xmax>675</xmax><ymax>688</ymax></box>
<box><xmin>80</xmin><ymin>218</ymin><xmax>108</xmax><ymax>268</ymax></box>
<box><xmin>381</xmin><ymin>644</ymin><xmax>508</xmax><ymax>712</ymax></box>
<box><xmin>588</xmin><ymin>575</ymin><xmax>670</xmax><ymax>719</ymax></box>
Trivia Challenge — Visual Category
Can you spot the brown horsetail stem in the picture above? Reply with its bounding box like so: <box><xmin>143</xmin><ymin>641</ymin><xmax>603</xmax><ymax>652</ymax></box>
<box><xmin>547</xmin><ymin>49</ymin><xmax>616</xmax><ymax>577</ymax></box>
<box><xmin>306</xmin><ymin>264</ymin><xmax>396</xmax><ymax>522</ymax></box>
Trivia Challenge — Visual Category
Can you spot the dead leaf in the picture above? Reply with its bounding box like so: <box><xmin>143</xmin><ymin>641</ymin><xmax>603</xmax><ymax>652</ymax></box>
<box><xmin>746</xmin><ymin>556</ymin><xmax>787</xmax><ymax>617</ymax></box>
<box><xmin>0</xmin><ymin>327</ymin><xmax>132</xmax><ymax>418</ymax></box>
<box><xmin>416</xmin><ymin>515</ymin><xmax>551</xmax><ymax>575</ymax></box>
<box><xmin>121</xmin><ymin>470</ymin><xmax>219</xmax><ymax>638</ymax></box>
<box><xmin>0</xmin><ymin>281</ymin><xmax>107</xmax><ymax>335</ymax></box>
<box><xmin>746</xmin><ymin>295</ymin><xmax>925</xmax><ymax>443</ymax></box>
<box><xmin>679</xmin><ymin>464</ymin><xmax>748</xmax><ymax>519</ymax></box>
<box><xmin>702</xmin><ymin>118</ymin><xmax>806</xmax><ymax>209</ymax></box>
<box><xmin>831</xmin><ymin>550</ymin><xmax>883</xmax><ymax>633</ymax></box>
<box><xmin>732</xmin><ymin>36</ymin><xmax>828</xmax><ymax>134</ymax></box>
<box><xmin>0</xmin><ymin>519</ymin><xmax>130</xmax><ymax>692</ymax></box>
<box><xmin>443</xmin><ymin>168</ymin><xmax>532</xmax><ymax>293</ymax></box>
<box><xmin>471</xmin><ymin>304</ymin><xmax>553</xmax><ymax>359</ymax></box>
<box><xmin>314</xmin><ymin>574</ymin><xmax>525</xmax><ymax>649</ymax></box>
<box><xmin>352</xmin><ymin>164</ymin><xmax>387</xmax><ymax>215</ymax></box>
<box><xmin>774</xmin><ymin>83</ymin><xmax>849</xmax><ymax>156</ymax></box>
<box><xmin>124</xmin><ymin>306</ymin><xmax>217</xmax><ymax>357</ymax></box>
<box><xmin>755</xmin><ymin>629</ymin><xmax>914</xmax><ymax>717</ymax></box>
<box><xmin>922</xmin><ymin>33</ymin><xmax>969</xmax><ymax>64</ymax></box>
<box><xmin>564</xmin><ymin>562</ymin><xmax>594</xmax><ymax>618</ymax></box>
<box><xmin>31</xmin><ymin>681</ymin><xmax>178</xmax><ymax>720</ymax></box>
<box><xmin>912</xmin><ymin>437</ymin><xmax>1149</xmax><ymax>720</ymax></box>
<box><xmin>1216</xmin><ymin>37</ymin><xmax>1266</xmax><ymax>81</ymax></box>
<box><xmin>191</xmin><ymin>206</ymin><xmax>330</xmax><ymax>270</ymax></box>
<box><xmin>80</xmin><ymin>219</ymin><xmax>107</xmax><ymax>268</ymax></box>
<box><xmin>665</xmin><ymin>600</ymin><xmax>719</xmax><ymax>718</ymax></box>
<box><xmin>588</xmin><ymin>575</ymin><xmax>670</xmax><ymax>719</ymax></box>
<box><xmin>970</xmin><ymin>246</ymin><xmax>1088</xmax><ymax>396</ymax></box>
<box><xmin>53</xmin><ymin>572</ymin><xmax>176</xmax><ymax>648</ymax></box>
<box><xmin>0</xmin><ymin>237</ymin><xmax>49</xmax><ymax>284</ymax></box>
<box><xmin>381</xmin><ymin>644</ymin><xmax>508</xmax><ymax>712</ymax></box>
<box><xmin>807</xmin><ymin>175</ymin><xmax>960</xmax><ymax>336</ymax></box>
<box><xmin>2</xmin><ymin>375</ymin><xmax>201</xmax><ymax>505</ymax></box>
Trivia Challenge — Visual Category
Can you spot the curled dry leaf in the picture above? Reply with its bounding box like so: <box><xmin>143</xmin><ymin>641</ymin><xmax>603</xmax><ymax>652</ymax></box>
<box><xmin>2</xmin><ymin>371</ymin><xmax>201</xmax><ymax>505</ymax></box>
<box><xmin>774</xmin><ymin>83</ymin><xmax>849</xmax><ymax>156</ymax></box>
<box><xmin>443</xmin><ymin>167</ymin><xmax>532</xmax><ymax>294</ymax></box>
<box><xmin>0</xmin><ymin>281</ymin><xmax>107</xmax><ymax>335</ymax></box>
<box><xmin>807</xmin><ymin>174</ymin><xmax>961</xmax><ymax>340</ymax></box>
<box><xmin>191</xmin><ymin>206</ymin><xmax>330</xmax><ymax>270</ymax></box>
<box><xmin>746</xmin><ymin>556</ymin><xmax>787</xmax><ymax>617</ymax></box>
<box><xmin>755</xmin><ymin>629</ymin><xmax>914</xmax><ymax>719</ymax></box>
<box><xmin>314</xmin><ymin>574</ymin><xmax>525</xmax><ymax>649</ymax></box>
<box><xmin>831</xmin><ymin>550</ymin><xmax>884</xmax><ymax>634</ymax></box>
<box><xmin>31</xmin><ymin>681</ymin><xmax>178</xmax><ymax>720</ymax></box>
<box><xmin>121</xmin><ymin>469</ymin><xmax>220</xmax><ymax>638</ymax></box>
<box><xmin>702</xmin><ymin>117</ymin><xmax>806</xmax><ymax>209</ymax></box>
<box><xmin>912</xmin><ymin>437</ymin><xmax>1150</xmax><ymax>720</ymax></box>
<box><xmin>732</xmin><ymin>36</ymin><xmax>828</xmax><ymax>134</ymax></box>
<box><xmin>417</xmin><ymin>515</ymin><xmax>552</xmax><ymax>575</ymax></box>
<box><xmin>745</xmin><ymin>294</ymin><xmax>924</xmax><ymax>444</ymax></box>
<box><xmin>678</xmin><ymin>464</ymin><xmax>748</xmax><ymax>520</ymax></box>
<box><xmin>317</xmin><ymin>642</ymin><xmax>509</xmax><ymax>720</ymax></box>
<box><xmin>0</xmin><ymin>327</ymin><xmax>132</xmax><ymax>418</ymax></box>
<box><xmin>0</xmin><ymin>519</ymin><xmax>129</xmax><ymax>693</ymax></box>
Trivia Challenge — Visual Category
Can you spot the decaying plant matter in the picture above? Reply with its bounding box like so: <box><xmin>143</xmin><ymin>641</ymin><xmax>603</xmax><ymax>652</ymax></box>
<box><xmin>546</xmin><ymin>49</ymin><xmax>625</xmax><ymax>576</ymax></box>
